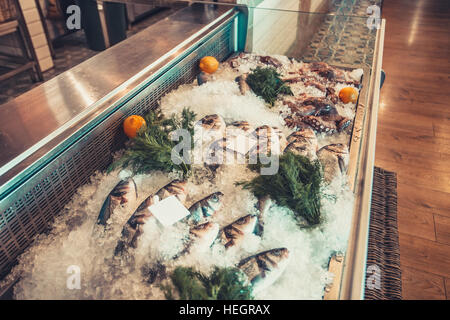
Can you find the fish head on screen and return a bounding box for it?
[267,248,290,264]
[234,214,258,234]
[210,191,224,203]
[190,222,220,248]
[111,178,137,204]
[199,191,223,215]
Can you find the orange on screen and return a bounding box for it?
[199,56,219,74]
[338,87,359,104]
[123,115,146,138]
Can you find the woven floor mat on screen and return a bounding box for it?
[365,167,402,300]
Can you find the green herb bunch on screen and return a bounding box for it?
[163,266,253,300]
[246,66,293,106]
[238,151,323,226]
[109,108,196,177]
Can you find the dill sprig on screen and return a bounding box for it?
[109,108,196,177]
[237,151,323,226]
[246,66,293,106]
[163,267,253,300]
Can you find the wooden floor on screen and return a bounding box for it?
[375,0,450,299]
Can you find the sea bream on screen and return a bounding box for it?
[221,214,258,249]
[188,192,224,225]
[115,180,187,254]
[284,128,318,160]
[238,248,290,294]
[97,178,137,225]
[317,143,349,183]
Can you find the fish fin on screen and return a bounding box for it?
[97,195,113,225]
[338,156,346,174]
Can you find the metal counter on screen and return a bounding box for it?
[0,3,384,300]
[0,3,234,194]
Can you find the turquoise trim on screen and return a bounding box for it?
[0,12,241,201]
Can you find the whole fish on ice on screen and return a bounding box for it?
[317,143,349,183]
[189,222,220,251]
[238,248,290,294]
[221,214,258,249]
[187,191,224,225]
[284,128,318,160]
[115,180,187,254]
[97,178,137,226]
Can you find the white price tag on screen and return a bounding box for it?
[148,195,190,227]
[226,134,257,155]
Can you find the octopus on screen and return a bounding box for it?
[326,87,339,104]
[283,96,336,117]
[308,62,346,82]
[228,54,283,70]
[228,52,247,68]
[301,114,352,134]
[304,79,326,92]
[283,114,351,135]
[317,144,349,183]
[259,55,283,68]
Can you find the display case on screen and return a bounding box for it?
[0,2,384,299]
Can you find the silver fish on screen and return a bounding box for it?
[238,248,290,294]
[189,222,220,250]
[255,196,272,236]
[317,143,349,183]
[115,180,187,253]
[284,128,318,160]
[97,178,137,226]
[221,214,258,249]
[188,192,224,224]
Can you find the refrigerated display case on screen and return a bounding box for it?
[0,1,384,299]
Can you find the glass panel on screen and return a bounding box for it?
[175,0,383,15]
[245,7,377,69]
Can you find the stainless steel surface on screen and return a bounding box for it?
[0,3,240,286]
[0,3,233,192]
